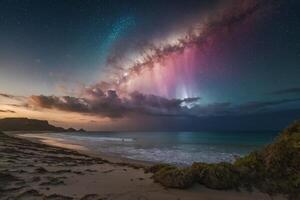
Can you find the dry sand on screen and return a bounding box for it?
[0,131,286,200]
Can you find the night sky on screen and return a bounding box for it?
[0,0,300,131]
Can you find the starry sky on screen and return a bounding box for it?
[0,0,300,131]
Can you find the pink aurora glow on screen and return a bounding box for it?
[97,0,269,100]
[118,46,201,98]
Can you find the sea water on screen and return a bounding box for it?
[30,131,279,165]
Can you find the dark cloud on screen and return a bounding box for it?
[0,109,16,113]
[0,93,26,102]
[192,102,232,116]
[235,99,300,113]
[29,89,200,118]
[190,98,300,117]
[29,84,300,120]
[5,103,26,108]
[30,95,89,112]
[28,78,300,120]
[128,92,200,116]
[269,87,300,96]
[0,93,15,99]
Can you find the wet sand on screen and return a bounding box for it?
[0,131,286,200]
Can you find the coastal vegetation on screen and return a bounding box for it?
[148,121,300,199]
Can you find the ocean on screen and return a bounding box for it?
[23,131,279,165]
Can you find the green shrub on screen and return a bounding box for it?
[153,167,196,189]
[234,151,266,185]
[197,162,240,189]
[234,120,300,197]
[191,162,209,178]
[145,163,175,173]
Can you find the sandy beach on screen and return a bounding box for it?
[0,131,286,200]
[0,0,299,198]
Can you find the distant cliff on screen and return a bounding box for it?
[0,118,84,132]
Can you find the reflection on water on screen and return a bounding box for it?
[19,134,87,151]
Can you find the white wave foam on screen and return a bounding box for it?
[95,145,240,165]
[42,133,246,165]
[55,134,134,142]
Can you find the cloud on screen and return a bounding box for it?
[30,95,90,113]
[0,93,15,99]
[269,87,300,95]
[0,93,28,109]
[0,93,27,102]
[29,89,200,118]
[128,92,200,116]
[235,99,300,113]
[29,82,300,120]
[191,98,300,117]
[0,109,16,113]
[192,102,233,116]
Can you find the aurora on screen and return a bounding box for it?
[0,0,299,131]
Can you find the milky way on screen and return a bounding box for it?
[100,0,270,99]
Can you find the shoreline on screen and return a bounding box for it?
[1,131,286,200]
[8,131,154,168]
[10,130,270,166]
